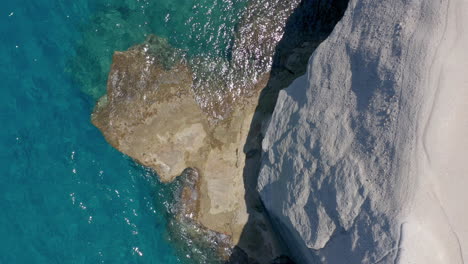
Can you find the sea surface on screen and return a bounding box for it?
[0,0,246,263]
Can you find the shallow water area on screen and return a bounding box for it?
[0,0,246,263]
[69,0,247,99]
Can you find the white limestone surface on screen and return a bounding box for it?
[258,0,468,263]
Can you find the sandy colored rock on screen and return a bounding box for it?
[92,37,207,182]
[91,34,285,262]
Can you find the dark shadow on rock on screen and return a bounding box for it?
[225,0,349,263]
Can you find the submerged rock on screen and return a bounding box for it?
[188,0,303,120]
[167,168,233,263]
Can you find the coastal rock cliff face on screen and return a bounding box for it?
[259,0,468,263]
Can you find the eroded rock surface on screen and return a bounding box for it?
[258,0,468,263]
[93,36,203,182]
[91,34,283,262]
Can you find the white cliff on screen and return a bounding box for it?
[258,0,468,263]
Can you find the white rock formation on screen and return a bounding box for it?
[258,0,468,263]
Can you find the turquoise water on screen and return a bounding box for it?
[0,0,245,263]
[69,0,247,98]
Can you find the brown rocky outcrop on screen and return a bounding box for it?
[91,0,349,262]
[91,34,285,262]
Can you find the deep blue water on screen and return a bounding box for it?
[0,0,244,263]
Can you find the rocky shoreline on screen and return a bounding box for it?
[92,32,281,262]
[91,0,349,262]
[91,33,286,263]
